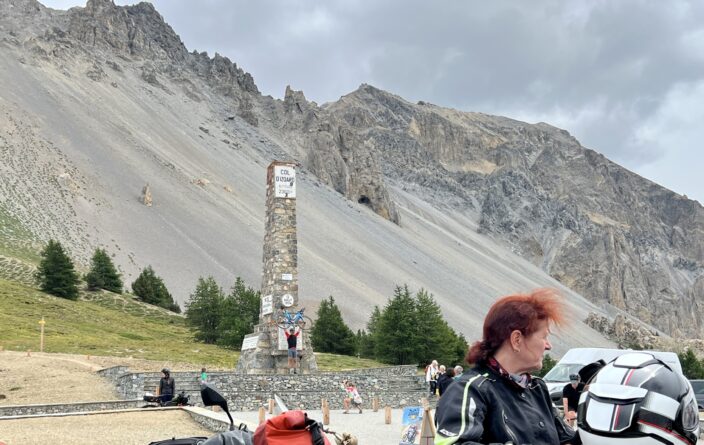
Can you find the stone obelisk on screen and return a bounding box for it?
[236,161,318,374]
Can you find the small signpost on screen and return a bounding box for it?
[419,408,436,444]
[39,317,46,353]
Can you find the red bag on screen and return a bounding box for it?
[253,410,331,445]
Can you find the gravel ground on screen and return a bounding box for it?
[0,410,213,445]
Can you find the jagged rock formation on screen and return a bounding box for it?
[585,313,661,350]
[0,0,701,345]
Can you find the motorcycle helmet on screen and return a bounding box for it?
[578,352,699,445]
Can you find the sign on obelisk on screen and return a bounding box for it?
[236,161,318,374]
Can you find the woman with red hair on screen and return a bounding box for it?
[434,289,577,445]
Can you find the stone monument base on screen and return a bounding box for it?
[235,323,318,375]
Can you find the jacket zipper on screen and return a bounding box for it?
[502,409,519,444]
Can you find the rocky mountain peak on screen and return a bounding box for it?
[284,85,313,114]
[66,0,187,61]
[85,0,116,12]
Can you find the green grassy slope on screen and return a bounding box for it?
[0,279,385,370]
[0,206,40,284]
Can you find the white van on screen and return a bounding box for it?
[542,347,682,404]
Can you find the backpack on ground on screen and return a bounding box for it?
[253,410,331,445]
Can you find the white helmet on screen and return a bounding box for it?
[578,352,700,445]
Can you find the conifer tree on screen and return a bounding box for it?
[414,289,467,366]
[85,248,123,293]
[131,266,179,313]
[358,305,382,358]
[217,277,260,349]
[375,285,419,365]
[35,239,80,300]
[311,296,356,355]
[185,276,224,344]
[679,349,704,379]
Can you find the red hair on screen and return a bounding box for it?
[466,289,564,365]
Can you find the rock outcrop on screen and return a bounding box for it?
[140,183,152,207]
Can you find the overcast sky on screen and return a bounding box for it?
[43,0,704,204]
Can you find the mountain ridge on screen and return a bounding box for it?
[0,0,701,347]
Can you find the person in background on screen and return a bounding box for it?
[437,367,456,397]
[562,373,584,427]
[156,368,175,404]
[342,380,363,414]
[453,365,463,380]
[200,367,208,384]
[425,360,439,396]
[285,326,300,374]
[434,289,576,445]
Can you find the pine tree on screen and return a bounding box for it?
[679,349,704,379]
[217,277,260,349]
[375,285,419,365]
[535,353,557,377]
[359,305,382,358]
[414,289,466,366]
[185,276,225,344]
[35,239,80,300]
[311,296,356,355]
[131,266,179,313]
[85,248,123,293]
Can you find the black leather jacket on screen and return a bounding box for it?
[435,364,578,445]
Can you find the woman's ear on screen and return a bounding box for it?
[510,329,522,352]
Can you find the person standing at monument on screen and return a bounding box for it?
[285,326,300,374]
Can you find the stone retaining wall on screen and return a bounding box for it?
[102,365,426,411]
[0,399,143,418]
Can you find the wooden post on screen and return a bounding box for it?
[26,349,31,357]
[419,408,436,444]
[268,398,275,414]
[373,396,379,412]
[421,397,429,410]
[322,399,330,425]
[39,317,45,353]
[258,406,266,425]
[384,406,392,424]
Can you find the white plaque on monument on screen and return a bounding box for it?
[241,335,259,350]
[261,295,273,315]
[281,273,293,281]
[278,327,304,351]
[274,165,296,199]
[281,293,294,307]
